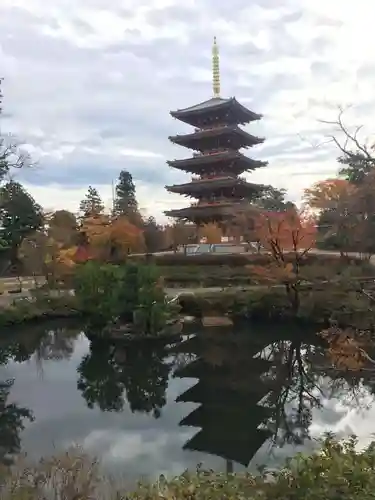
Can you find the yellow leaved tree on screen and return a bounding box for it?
[80,214,145,261]
[197,223,223,244]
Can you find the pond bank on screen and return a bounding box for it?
[2,435,373,500]
[1,283,374,331]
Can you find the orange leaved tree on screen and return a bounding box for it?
[303,178,355,211]
[255,209,316,254]
[80,214,145,262]
[250,209,317,311]
[57,214,144,266]
[198,223,223,244]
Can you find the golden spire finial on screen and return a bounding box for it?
[212,36,220,98]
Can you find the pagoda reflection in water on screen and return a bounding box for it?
[173,325,274,467]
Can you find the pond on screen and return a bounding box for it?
[0,318,374,482]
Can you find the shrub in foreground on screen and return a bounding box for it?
[1,436,375,499]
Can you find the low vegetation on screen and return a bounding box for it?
[0,294,80,327]
[1,435,374,499]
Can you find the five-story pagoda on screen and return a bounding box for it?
[165,37,267,227]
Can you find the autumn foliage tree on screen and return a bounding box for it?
[197,223,223,244]
[255,210,316,254]
[304,172,375,256]
[303,178,355,211]
[78,214,145,263]
[249,210,317,311]
[164,221,196,252]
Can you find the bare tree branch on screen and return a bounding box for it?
[318,106,375,164]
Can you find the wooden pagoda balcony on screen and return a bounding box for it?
[191,174,243,182]
[192,148,232,158]
[190,198,235,207]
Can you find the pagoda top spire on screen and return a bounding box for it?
[212,36,220,98]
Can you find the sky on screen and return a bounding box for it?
[1,0,375,223]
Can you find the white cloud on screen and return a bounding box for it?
[1,0,375,222]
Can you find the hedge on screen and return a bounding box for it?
[131,252,369,268]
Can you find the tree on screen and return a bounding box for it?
[78,214,144,262]
[143,216,165,253]
[197,223,223,244]
[310,172,375,256]
[345,170,375,256]
[255,209,316,254]
[164,221,196,252]
[113,170,141,225]
[303,179,357,253]
[46,209,78,247]
[0,78,31,182]
[256,186,296,212]
[303,178,355,211]
[79,186,104,218]
[321,107,375,186]
[0,181,43,269]
[250,210,317,311]
[18,230,48,278]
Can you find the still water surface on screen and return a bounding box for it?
[1,319,375,481]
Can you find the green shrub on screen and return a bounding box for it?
[133,264,179,335]
[73,261,178,333]
[73,261,124,324]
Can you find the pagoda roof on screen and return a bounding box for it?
[174,357,272,379]
[169,125,264,150]
[172,331,271,355]
[164,200,257,222]
[170,97,261,126]
[167,150,267,173]
[183,427,272,466]
[180,403,272,428]
[166,176,265,196]
[176,381,271,405]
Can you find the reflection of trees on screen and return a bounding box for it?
[0,379,34,465]
[0,335,35,465]
[0,321,81,364]
[120,346,173,418]
[77,340,173,418]
[35,328,78,362]
[77,342,123,411]
[174,320,372,467]
[262,339,324,446]
[0,320,81,464]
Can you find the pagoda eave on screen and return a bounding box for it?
[165,201,260,222]
[167,152,267,173]
[183,427,272,466]
[165,177,265,196]
[165,203,238,222]
[169,125,264,149]
[170,97,262,127]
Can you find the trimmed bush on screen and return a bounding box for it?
[131,252,371,269]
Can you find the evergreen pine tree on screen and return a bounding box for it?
[0,180,43,268]
[113,170,138,218]
[79,186,104,218]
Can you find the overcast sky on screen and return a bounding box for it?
[1,0,374,222]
